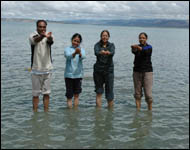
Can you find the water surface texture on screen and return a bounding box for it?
[1,21,189,149]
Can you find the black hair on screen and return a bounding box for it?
[139,32,148,39]
[36,20,47,27]
[71,33,82,43]
[100,30,110,38]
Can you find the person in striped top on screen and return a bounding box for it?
[29,20,54,112]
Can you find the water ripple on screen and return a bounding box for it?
[1,22,189,149]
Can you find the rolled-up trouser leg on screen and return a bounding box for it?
[105,72,114,101]
[143,72,153,103]
[133,72,143,100]
[93,71,104,94]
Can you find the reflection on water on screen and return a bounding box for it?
[92,108,114,149]
[64,108,79,145]
[130,111,152,138]
[127,110,153,149]
[30,112,53,149]
[17,105,184,149]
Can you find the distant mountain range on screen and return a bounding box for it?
[2,18,189,28]
[63,19,189,28]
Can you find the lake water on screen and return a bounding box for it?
[1,20,189,149]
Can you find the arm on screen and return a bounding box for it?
[33,32,54,44]
[46,32,54,45]
[94,44,102,56]
[29,33,41,45]
[141,45,152,56]
[94,43,115,56]
[33,34,45,43]
[64,47,73,59]
[104,43,115,56]
[131,45,139,54]
[73,47,81,58]
[132,44,152,56]
[108,43,115,56]
[79,48,86,60]
[33,31,46,43]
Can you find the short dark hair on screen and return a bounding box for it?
[36,20,47,27]
[100,30,110,38]
[139,32,148,39]
[71,33,82,43]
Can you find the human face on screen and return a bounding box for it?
[101,32,109,43]
[37,22,46,35]
[139,34,147,45]
[72,36,80,48]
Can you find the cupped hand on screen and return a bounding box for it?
[75,48,81,54]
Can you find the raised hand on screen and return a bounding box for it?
[46,32,52,38]
[40,31,47,37]
[131,45,142,51]
[75,48,81,54]
[100,50,110,55]
[104,51,111,55]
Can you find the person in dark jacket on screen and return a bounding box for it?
[93,30,115,108]
[131,32,153,110]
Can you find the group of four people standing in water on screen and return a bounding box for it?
[29,20,153,112]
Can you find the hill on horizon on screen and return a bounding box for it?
[1,18,189,28]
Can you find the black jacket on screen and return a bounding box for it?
[94,41,115,73]
[132,43,153,72]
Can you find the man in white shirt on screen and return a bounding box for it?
[29,20,54,112]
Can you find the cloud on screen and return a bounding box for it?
[1,1,189,20]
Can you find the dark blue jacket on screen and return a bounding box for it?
[94,41,115,73]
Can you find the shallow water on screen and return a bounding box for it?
[1,21,189,149]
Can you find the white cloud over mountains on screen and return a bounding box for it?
[1,1,189,20]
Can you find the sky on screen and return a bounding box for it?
[1,1,189,21]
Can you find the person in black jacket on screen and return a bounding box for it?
[93,30,115,108]
[131,32,153,110]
